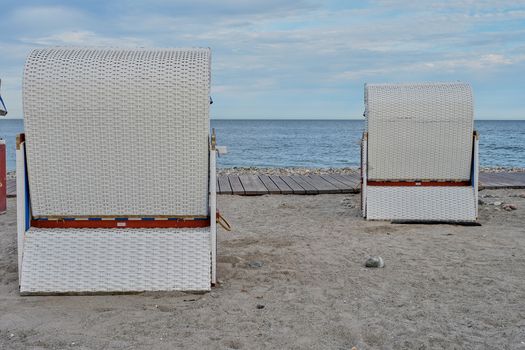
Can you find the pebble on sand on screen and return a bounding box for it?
[365,256,385,268]
[247,261,264,268]
[256,304,265,309]
[502,203,517,211]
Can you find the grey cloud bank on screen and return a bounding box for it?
[1,0,524,119]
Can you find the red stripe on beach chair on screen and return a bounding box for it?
[31,219,211,229]
[367,180,470,187]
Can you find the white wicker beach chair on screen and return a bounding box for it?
[361,82,479,222]
[17,48,226,294]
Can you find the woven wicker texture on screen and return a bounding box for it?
[23,48,211,217]
[366,186,477,221]
[365,82,473,181]
[20,228,211,293]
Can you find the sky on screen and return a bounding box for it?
[0,0,524,120]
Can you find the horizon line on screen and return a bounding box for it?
[211,118,525,121]
[1,117,524,121]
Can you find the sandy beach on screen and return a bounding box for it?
[0,189,524,349]
[1,1,524,349]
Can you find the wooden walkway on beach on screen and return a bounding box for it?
[479,172,525,190]
[5,172,525,197]
[216,172,525,195]
[6,178,16,198]
[218,174,361,195]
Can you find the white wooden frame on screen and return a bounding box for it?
[209,148,217,285]
[473,132,479,217]
[0,140,6,215]
[210,144,227,285]
[361,133,368,218]
[16,138,27,281]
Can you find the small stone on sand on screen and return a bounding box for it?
[493,201,502,206]
[365,256,385,268]
[256,304,265,309]
[247,261,264,268]
[502,203,517,211]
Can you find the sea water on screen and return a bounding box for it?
[1,119,524,170]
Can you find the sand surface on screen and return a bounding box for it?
[1,190,525,349]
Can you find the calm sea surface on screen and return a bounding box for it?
[1,119,524,170]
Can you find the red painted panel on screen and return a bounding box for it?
[31,219,211,229]
[367,180,470,187]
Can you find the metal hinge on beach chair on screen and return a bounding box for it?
[361,82,478,222]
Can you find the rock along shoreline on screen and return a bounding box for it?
[217,166,525,177]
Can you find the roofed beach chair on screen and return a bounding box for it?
[361,82,478,222]
[17,48,226,294]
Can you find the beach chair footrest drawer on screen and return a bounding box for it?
[366,186,477,221]
[20,228,211,294]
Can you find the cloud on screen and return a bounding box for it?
[20,31,151,47]
[419,54,521,71]
[8,6,87,31]
[0,0,524,118]
[333,53,523,81]
[480,54,513,65]
[109,0,317,17]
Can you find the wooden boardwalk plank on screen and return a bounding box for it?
[341,174,361,193]
[481,173,508,187]
[491,172,525,186]
[280,176,306,194]
[218,176,232,194]
[290,175,318,194]
[6,178,16,198]
[480,173,511,187]
[479,173,503,188]
[319,174,355,193]
[228,175,245,195]
[329,173,360,189]
[339,173,360,186]
[304,175,341,194]
[480,172,525,189]
[239,175,267,195]
[259,175,281,194]
[268,175,294,195]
